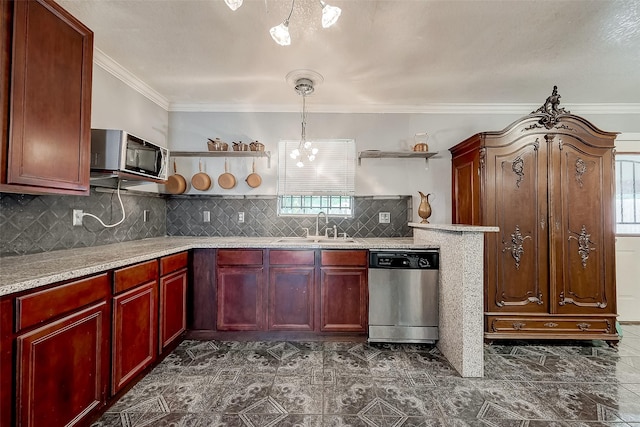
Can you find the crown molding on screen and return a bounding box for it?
[168,102,640,115]
[93,48,170,111]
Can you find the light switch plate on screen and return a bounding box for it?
[379,212,390,224]
[203,211,210,223]
[238,212,245,223]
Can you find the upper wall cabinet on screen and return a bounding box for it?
[1,0,93,195]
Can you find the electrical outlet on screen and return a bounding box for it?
[238,212,245,223]
[379,212,390,224]
[72,209,83,226]
[203,211,211,223]
[143,210,150,222]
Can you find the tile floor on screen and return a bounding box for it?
[92,324,640,426]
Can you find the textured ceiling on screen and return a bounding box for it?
[58,0,640,112]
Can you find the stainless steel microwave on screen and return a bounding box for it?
[90,129,169,181]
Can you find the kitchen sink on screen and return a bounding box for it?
[273,236,357,244]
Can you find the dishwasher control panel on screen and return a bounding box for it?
[369,250,439,269]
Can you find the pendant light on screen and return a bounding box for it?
[224,0,243,11]
[270,0,295,46]
[269,0,341,46]
[319,0,341,28]
[286,70,323,168]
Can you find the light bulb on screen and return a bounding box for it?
[308,155,316,161]
[311,148,319,155]
[270,22,291,46]
[291,149,300,158]
[303,141,312,149]
[320,1,341,28]
[296,161,304,168]
[224,0,243,11]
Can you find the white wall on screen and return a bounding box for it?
[169,111,638,224]
[90,66,169,192]
[615,133,640,322]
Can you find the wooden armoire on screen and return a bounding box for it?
[450,86,620,343]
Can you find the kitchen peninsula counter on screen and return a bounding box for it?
[0,236,436,296]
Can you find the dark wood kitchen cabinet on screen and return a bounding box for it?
[13,273,111,427]
[450,87,619,343]
[111,260,158,394]
[216,249,265,330]
[268,250,315,331]
[320,250,368,332]
[159,252,188,352]
[1,0,93,196]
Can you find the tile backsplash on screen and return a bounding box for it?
[166,196,412,238]
[0,189,166,256]
[1,191,411,256]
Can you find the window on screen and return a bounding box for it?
[278,139,355,216]
[616,154,640,234]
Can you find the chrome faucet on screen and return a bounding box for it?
[315,211,327,237]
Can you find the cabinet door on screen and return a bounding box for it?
[5,0,93,194]
[112,281,157,394]
[268,266,315,331]
[320,267,368,332]
[217,267,264,330]
[160,268,187,351]
[549,135,616,314]
[483,137,549,313]
[452,147,482,225]
[16,301,109,427]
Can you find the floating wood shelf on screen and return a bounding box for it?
[171,151,272,168]
[357,150,438,165]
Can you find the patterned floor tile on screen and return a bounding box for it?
[93,329,640,426]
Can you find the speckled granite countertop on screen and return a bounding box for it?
[0,236,437,296]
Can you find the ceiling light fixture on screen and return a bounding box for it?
[224,0,243,11]
[268,0,341,46]
[320,0,341,28]
[286,70,323,167]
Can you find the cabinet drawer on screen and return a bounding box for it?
[217,249,263,266]
[321,250,367,267]
[160,251,188,276]
[269,250,315,266]
[487,316,615,336]
[114,260,158,294]
[15,273,110,332]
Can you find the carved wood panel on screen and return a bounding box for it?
[551,136,615,314]
[484,138,548,312]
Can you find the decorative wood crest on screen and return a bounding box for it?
[502,225,531,269]
[532,85,571,129]
[544,322,558,328]
[576,323,591,331]
[575,158,587,187]
[512,322,526,330]
[569,225,596,268]
[512,156,524,187]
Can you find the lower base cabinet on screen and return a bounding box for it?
[3,253,191,426]
[159,252,188,352]
[217,266,265,330]
[111,260,159,394]
[320,250,368,332]
[11,273,111,427]
[16,301,110,427]
[111,282,157,394]
[211,248,368,333]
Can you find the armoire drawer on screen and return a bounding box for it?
[487,316,614,336]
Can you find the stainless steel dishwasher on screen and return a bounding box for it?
[368,250,439,343]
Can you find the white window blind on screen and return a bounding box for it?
[278,139,356,196]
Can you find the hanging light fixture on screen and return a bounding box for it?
[319,0,341,28]
[270,0,295,46]
[224,0,243,11]
[268,0,341,46]
[286,70,323,168]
